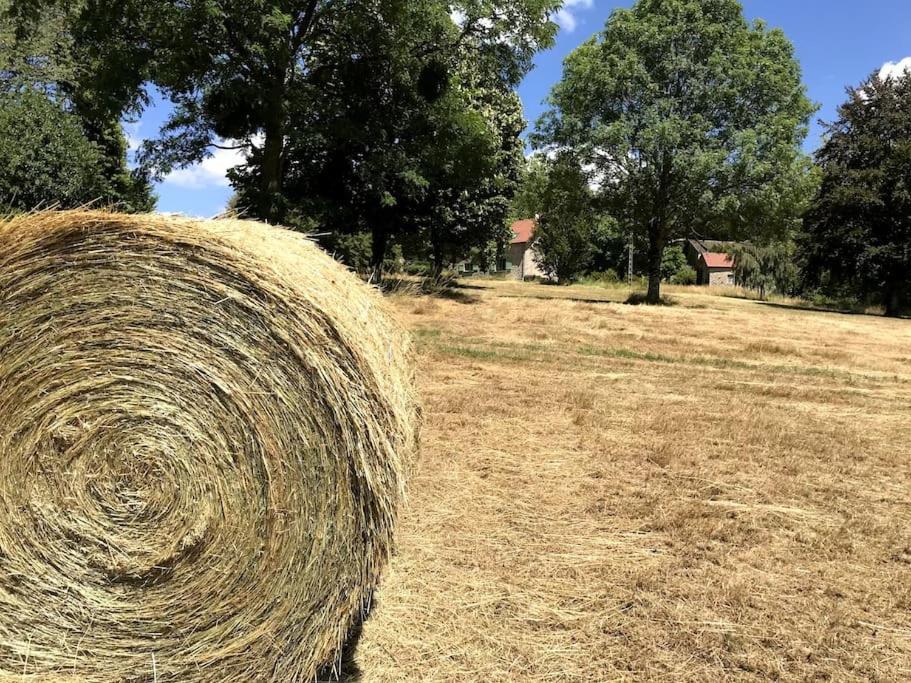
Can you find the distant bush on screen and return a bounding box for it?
[585,269,621,285]
[384,244,405,274]
[670,266,697,285]
[0,90,139,212]
[404,261,433,277]
[660,246,688,281]
[808,292,869,314]
[329,232,372,273]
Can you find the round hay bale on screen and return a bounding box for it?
[0,211,419,681]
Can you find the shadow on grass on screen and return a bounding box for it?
[380,276,483,304]
[495,293,621,306]
[448,281,489,291]
[433,287,482,304]
[625,291,678,306]
[755,299,902,319]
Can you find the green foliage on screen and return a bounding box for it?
[535,0,816,303]
[800,71,911,316]
[0,90,145,212]
[512,154,629,280]
[69,0,558,261]
[532,155,603,283]
[0,0,154,212]
[660,246,688,281]
[325,232,373,275]
[509,155,549,223]
[671,265,697,285]
[404,261,433,277]
[729,241,797,299]
[413,73,528,273]
[583,269,621,285]
[586,212,628,275]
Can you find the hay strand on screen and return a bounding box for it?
[0,211,419,681]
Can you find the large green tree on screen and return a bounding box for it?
[0,91,108,211]
[0,0,154,212]
[800,72,911,317]
[224,6,542,272]
[728,241,798,300]
[509,154,631,280]
[535,0,815,303]
[509,154,549,224]
[403,70,528,275]
[532,153,602,283]
[70,0,558,227]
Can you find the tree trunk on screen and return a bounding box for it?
[431,254,444,280]
[646,160,671,305]
[645,229,665,305]
[261,121,284,224]
[370,222,389,282]
[884,285,904,318]
[430,226,444,279]
[260,73,287,224]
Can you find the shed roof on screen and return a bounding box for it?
[703,252,734,269]
[510,219,535,245]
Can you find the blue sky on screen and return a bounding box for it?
[141,0,911,217]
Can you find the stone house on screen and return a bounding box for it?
[508,219,547,281]
[684,239,737,286]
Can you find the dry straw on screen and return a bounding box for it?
[0,211,419,681]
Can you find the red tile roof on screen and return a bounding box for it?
[510,219,536,245]
[703,252,734,269]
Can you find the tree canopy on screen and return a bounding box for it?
[535,0,816,303]
[728,241,798,300]
[800,71,911,316]
[58,0,558,272]
[0,0,154,212]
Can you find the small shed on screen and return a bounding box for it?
[685,239,737,286]
[508,219,547,281]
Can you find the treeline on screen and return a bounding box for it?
[1,0,907,315]
[517,0,909,316]
[0,0,560,275]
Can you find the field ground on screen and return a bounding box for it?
[356,279,911,681]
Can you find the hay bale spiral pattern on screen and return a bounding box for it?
[0,212,418,681]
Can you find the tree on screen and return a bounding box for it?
[800,72,911,317]
[0,90,110,211]
[660,245,688,281]
[729,241,797,300]
[509,155,549,223]
[417,76,527,276]
[533,154,602,283]
[0,0,154,212]
[511,154,630,279]
[535,0,815,303]
[68,0,558,230]
[222,3,553,274]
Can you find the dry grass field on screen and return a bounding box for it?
[354,279,911,682]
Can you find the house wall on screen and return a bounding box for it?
[524,245,547,279]
[708,268,735,287]
[508,243,548,280]
[508,243,526,280]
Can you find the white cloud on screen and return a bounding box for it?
[126,135,143,154]
[163,138,258,189]
[121,121,144,170]
[554,0,594,33]
[879,57,911,81]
